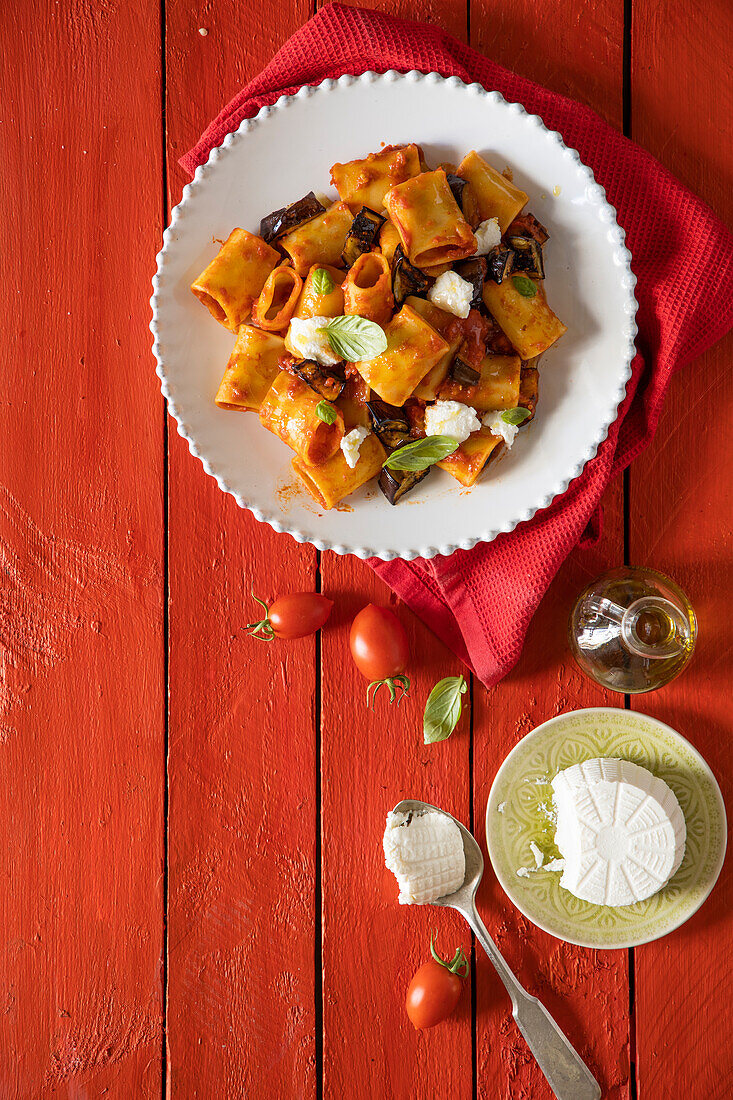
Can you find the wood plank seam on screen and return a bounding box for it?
[468,1,630,1094]
[469,671,478,1100]
[160,0,171,1095]
[316,547,324,1100]
[621,2,637,1096]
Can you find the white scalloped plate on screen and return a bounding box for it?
[152,71,637,560]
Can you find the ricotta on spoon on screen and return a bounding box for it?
[551,758,686,906]
[383,808,465,904]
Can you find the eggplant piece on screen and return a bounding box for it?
[392,245,430,304]
[378,465,430,505]
[485,245,515,284]
[259,192,326,243]
[449,354,480,386]
[445,172,468,209]
[341,206,386,268]
[454,256,488,306]
[507,236,545,280]
[508,212,549,245]
[294,360,346,402]
[518,363,540,422]
[366,398,412,449]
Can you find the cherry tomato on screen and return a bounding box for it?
[247,592,333,640]
[349,604,411,705]
[406,937,469,1029]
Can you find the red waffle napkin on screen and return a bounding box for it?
[182,3,733,686]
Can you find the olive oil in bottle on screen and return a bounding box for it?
[569,567,697,694]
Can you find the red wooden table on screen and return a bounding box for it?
[2,1,732,1096]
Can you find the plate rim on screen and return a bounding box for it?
[151,70,638,561]
[485,705,728,949]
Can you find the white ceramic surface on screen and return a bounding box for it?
[151,71,637,560]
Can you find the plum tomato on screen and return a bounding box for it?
[406,935,469,1029]
[349,604,410,705]
[247,592,333,640]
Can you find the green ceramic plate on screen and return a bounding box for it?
[485,707,727,948]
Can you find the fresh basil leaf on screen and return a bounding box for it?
[320,315,388,362]
[312,267,335,295]
[501,406,531,426]
[512,275,537,298]
[423,675,467,744]
[382,436,459,472]
[315,400,337,425]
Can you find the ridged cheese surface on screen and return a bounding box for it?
[383,809,465,905]
[551,758,686,907]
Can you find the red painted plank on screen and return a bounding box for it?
[0,2,165,1096]
[163,3,320,1095]
[471,554,631,1100]
[629,1,733,1095]
[316,4,474,1095]
[468,2,631,1096]
[471,0,624,127]
[319,565,473,1099]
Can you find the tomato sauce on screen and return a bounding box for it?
[444,309,491,367]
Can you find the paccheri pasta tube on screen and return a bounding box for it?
[251,265,303,331]
[343,252,394,327]
[384,170,477,268]
[353,303,449,407]
[292,432,386,509]
[294,264,346,320]
[259,372,345,466]
[331,144,422,211]
[378,218,402,265]
[404,296,462,400]
[482,277,566,359]
[438,354,522,412]
[191,229,279,331]
[215,326,286,412]
[437,428,504,486]
[280,203,354,275]
[456,151,529,232]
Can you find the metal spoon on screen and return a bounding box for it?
[392,799,601,1100]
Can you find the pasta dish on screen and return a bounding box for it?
[190,144,566,509]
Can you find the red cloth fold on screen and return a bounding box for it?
[182,3,733,686]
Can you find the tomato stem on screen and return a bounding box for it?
[245,591,275,641]
[430,931,470,978]
[366,674,410,708]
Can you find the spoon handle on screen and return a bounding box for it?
[463,906,601,1100]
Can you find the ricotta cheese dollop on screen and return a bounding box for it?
[425,400,481,443]
[340,426,369,469]
[383,808,466,905]
[482,410,519,449]
[428,271,474,318]
[551,758,686,906]
[286,316,342,368]
[473,217,502,256]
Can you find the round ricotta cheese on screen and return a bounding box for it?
[551,758,686,907]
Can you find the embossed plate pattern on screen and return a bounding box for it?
[485,708,727,948]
